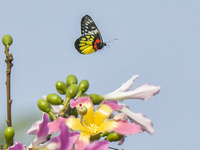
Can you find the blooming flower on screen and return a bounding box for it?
[103,75,161,135]
[48,97,142,150]
[18,113,79,150]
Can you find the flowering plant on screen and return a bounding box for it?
[1,35,160,150]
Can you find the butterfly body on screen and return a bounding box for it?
[75,15,106,55]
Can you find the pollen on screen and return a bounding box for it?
[88,123,99,134]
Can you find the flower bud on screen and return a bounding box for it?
[4,127,15,144]
[46,93,62,105]
[66,75,77,86]
[89,94,104,105]
[78,80,89,94]
[105,131,124,142]
[66,84,78,99]
[55,81,67,94]
[2,35,13,46]
[77,104,87,116]
[37,99,51,113]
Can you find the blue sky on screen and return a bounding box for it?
[0,1,199,149]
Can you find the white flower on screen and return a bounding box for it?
[103,75,161,134]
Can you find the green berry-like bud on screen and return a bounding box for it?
[105,131,124,142]
[66,75,77,86]
[37,99,51,113]
[89,94,104,105]
[66,84,78,99]
[2,35,13,46]
[4,127,15,144]
[46,93,62,105]
[56,81,67,94]
[78,80,89,94]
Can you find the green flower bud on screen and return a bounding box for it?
[66,84,78,99]
[56,81,67,94]
[101,131,109,137]
[105,131,124,142]
[4,127,15,144]
[78,80,89,94]
[46,93,62,105]
[66,75,77,86]
[89,94,104,105]
[90,133,101,141]
[37,99,51,113]
[2,35,13,46]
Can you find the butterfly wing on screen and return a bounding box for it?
[81,15,103,42]
[74,15,106,55]
[75,35,103,54]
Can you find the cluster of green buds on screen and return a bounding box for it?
[37,75,104,119]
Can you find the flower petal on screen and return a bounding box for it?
[75,132,90,150]
[84,140,109,150]
[70,97,95,125]
[48,117,68,134]
[9,142,27,150]
[104,84,160,101]
[94,101,123,125]
[120,106,154,134]
[50,121,79,150]
[114,113,127,120]
[31,113,50,148]
[99,119,142,135]
[27,119,42,135]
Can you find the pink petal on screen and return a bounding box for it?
[32,113,50,148]
[75,133,90,150]
[70,97,93,108]
[117,75,139,92]
[50,121,79,150]
[104,84,160,101]
[101,100,123,111]
[113,119,142,135]
[118,136,125,145]
[48,117,67,134]
[120,106,154,134]
[114,113,127,120]
[84,140,109,150]
[27,119,42,135]
[9,142,27,150]
[127,84,161,100]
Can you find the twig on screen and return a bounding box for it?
[4,44,14,145]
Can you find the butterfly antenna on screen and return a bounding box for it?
[105,38,118,44]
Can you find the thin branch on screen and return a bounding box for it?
[4,44,14,145]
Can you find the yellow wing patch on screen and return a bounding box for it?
[75,35,96,54]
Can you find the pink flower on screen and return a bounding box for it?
[48,97,142,150]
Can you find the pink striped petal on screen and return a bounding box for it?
[120,106,154,134]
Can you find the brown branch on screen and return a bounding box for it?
[4,45,14,145]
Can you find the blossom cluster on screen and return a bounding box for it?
[8,75,160,150]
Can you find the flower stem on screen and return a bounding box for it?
[4,44,14,145]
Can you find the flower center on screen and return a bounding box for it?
[88,123,99,134]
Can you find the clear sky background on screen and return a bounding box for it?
[0,1,199,150]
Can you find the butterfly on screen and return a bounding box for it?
[74,15,106,55]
